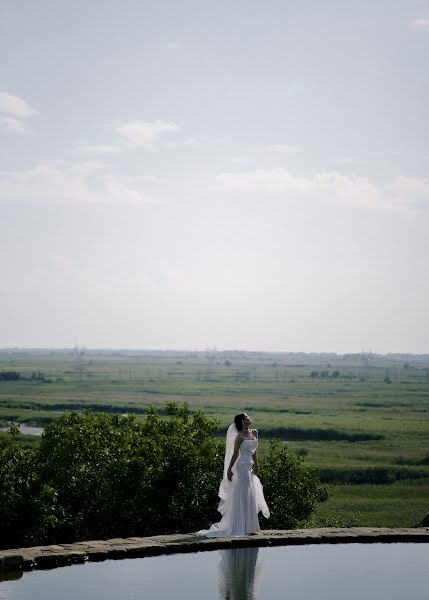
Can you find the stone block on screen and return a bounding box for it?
[124,544,165,558]
[0,569,23,582]
[86,549,109,562]
[231,536,266,548]
[161,542,200,554]
[3,554,24,569]
[198,539,233,551]
[34,554,58,569]
[107,548,128,559]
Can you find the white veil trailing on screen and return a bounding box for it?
[218,422,239,515]
[224,422,239,481]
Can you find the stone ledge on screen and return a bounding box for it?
[1,528,428,576]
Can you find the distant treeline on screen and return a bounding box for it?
[219,426,384,443]
[0,371,52,382]
[0,371,21,381]
[264,427,384,442]
[0,414,55,427]
[1,348,429,362]
[319,466,429,485]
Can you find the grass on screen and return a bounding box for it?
[314,481,429,528]
[1,348,428,527]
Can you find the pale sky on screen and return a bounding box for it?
[1,0,428,353]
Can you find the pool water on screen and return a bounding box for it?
[1,543,427,600]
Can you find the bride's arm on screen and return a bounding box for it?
[227,434,242,481]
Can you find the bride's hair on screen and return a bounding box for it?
[234,413,247,431]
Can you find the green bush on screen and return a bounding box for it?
[0,406,328,548]
[0,405,223,547]
[0,436,38,545]
[260,439,329,529]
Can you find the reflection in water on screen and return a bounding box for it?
[0,569,23,583]
[218,547,263,600]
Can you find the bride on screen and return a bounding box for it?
[197,413,270,537]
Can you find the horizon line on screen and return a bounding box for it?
[0,346,428,357]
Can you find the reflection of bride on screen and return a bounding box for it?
[218,547,263,600]
[197,413,269,537]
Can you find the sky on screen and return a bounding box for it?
[0,0,428,354]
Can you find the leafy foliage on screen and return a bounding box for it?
[0,405,223,547]
[0,434,40,545]
[260,439,329,529]
[0,406,328,548]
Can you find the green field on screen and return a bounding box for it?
[1,348,428,528]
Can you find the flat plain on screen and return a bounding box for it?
[1,348,428,528]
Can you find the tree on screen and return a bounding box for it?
[34,405,224,543]
[0,405,329,547]
[0,371,21,381]
[0,428,47,546]
[260,440,329,529]
[0,405,224,547]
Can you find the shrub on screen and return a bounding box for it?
[0,405,223,547]
[0,406,329,547]
[260,440,329,529]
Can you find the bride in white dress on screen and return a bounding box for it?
[197,413,270,537]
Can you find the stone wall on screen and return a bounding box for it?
[1,527,429,580]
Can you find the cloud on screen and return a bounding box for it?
[139,175,166,183]
[410,17,429,31]
[165,41,181,50]
[0,92,38,135]
[231,156,251,165]
[215,168,312,193]
[266,144,298,153]
[385,176,429,212]
[314,171,380,208]
[113,119,180,146]
[0,92,38,118]
[0,161,154,206]
[167,137,200,149]
[77,143,123,154]
[0,116,30,135]
[214,167,429,214]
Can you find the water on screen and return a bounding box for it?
[1,543,427,600]
[0,425,44,436]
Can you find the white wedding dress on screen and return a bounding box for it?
[197,437,270,537]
